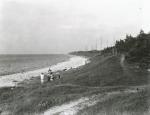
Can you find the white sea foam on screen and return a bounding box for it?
[0,56,88,87]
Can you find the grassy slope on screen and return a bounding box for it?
[61,54,149,115]
[61,55,148,87]
[78,88,149,115]
[0,54,149,115]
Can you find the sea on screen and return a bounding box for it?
[0,54,70,76]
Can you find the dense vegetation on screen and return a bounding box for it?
[70,30,150,68]
[70,50,100,57]
[102,30,150,68]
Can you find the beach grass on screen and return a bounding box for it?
[78,88,149,115]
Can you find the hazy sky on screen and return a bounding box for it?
[0,0,149,54]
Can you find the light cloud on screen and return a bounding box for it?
[0,0,149,54]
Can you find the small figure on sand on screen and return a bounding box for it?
[48,68,53,74]
[47,68,54,81]
[47,68,61,81]
[40,73,44,84]
[47,68,51,81]
[50,74,54,81]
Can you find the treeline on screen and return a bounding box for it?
[70,50,100,57]
[102,30,150,68]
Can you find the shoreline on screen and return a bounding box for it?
[0,54,70,77]
[0,56,88,88]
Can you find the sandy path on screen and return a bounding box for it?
[43,89,138,115]
[0,56,88,88]
[43,95,101,115]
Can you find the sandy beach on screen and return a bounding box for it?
[0,56,88,88]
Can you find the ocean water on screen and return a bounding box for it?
[0,54,70,76]
[0,56,87,87]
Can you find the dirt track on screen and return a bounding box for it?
[43,88,138,115]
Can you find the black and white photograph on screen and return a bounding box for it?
[0,0,149,115]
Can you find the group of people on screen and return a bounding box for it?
[40,68,61,84]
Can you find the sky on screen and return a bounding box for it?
[0,0,149,54]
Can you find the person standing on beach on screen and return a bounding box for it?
[40,73,44,84]
[48,68,53,81]
[48,68,52,74]
[50,74,54,81]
